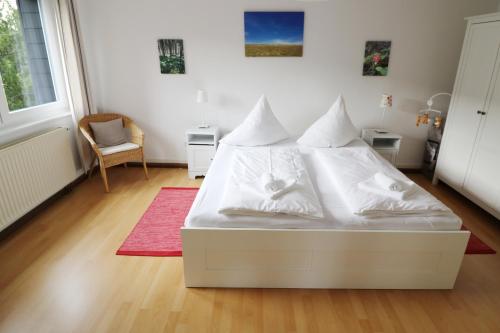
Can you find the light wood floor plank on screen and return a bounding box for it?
[0,168,499,333]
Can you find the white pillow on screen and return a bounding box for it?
[297,95,358,148]
[221,95,289,146]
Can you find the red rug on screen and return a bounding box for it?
[462,225,496,254]
[116,187,198,256]
[117,187,496,256]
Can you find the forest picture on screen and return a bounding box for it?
[244,12,304,57]
[363,41,391,76]
[158,39,185,74]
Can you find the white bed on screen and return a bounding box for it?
[185,139,462,231]
[182,139,469,289]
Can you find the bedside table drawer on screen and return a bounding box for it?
[362,129,402,166]
[375,148,397,165]
[186,126,219,179]
[187,145,215,171]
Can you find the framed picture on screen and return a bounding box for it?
[363,41,391,76]
[158,39,185,74]
[244,11,304,57]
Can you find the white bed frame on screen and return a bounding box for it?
[182,227,470,289]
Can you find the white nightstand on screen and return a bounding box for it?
[361,129,402,166]
[186,127,219,179]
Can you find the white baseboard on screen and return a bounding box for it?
[146,158,187,164]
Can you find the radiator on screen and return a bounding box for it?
[0,128,78,231]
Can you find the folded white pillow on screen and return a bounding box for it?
[297,95,358,148]
[221,95,289,146]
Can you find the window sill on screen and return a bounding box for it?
[0,111,73,137]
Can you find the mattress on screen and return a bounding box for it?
[185,139,462,231]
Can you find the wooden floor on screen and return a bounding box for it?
[0,167,499,333]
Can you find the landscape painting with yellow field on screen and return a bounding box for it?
[244,12,304,57]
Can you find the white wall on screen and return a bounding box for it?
[75,0,497,167]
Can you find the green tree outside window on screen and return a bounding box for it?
[0,0,35,111]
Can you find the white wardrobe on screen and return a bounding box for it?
[435,13,500,220]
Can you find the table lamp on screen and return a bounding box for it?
[376,93,392,134]
[196,89,209,128]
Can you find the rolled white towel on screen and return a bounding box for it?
[261,173,282,193]
[269,178,297,200]
[359,174,417,200]
[374,172,404,192]
[260,173,298,200]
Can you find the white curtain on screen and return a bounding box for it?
[55,0,95,171]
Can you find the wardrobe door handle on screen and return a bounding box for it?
[477,110,486,115]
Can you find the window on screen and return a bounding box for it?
[0,0,56,112]
[0,0,67,127]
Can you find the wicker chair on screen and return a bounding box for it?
[78,113,148,192]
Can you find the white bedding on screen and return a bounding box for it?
[185,139,462,231]
[218,147,324,218]
[316,147,452,217]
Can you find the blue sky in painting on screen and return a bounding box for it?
[244,12,304,45]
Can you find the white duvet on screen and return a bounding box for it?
[316,146,452,217]
[218,147,324,219]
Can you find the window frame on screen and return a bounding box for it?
[0,0,69,129]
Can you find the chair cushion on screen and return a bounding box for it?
[89,118,127,147]
[99,142,140,156]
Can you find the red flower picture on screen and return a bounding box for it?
[363,41,391,76]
